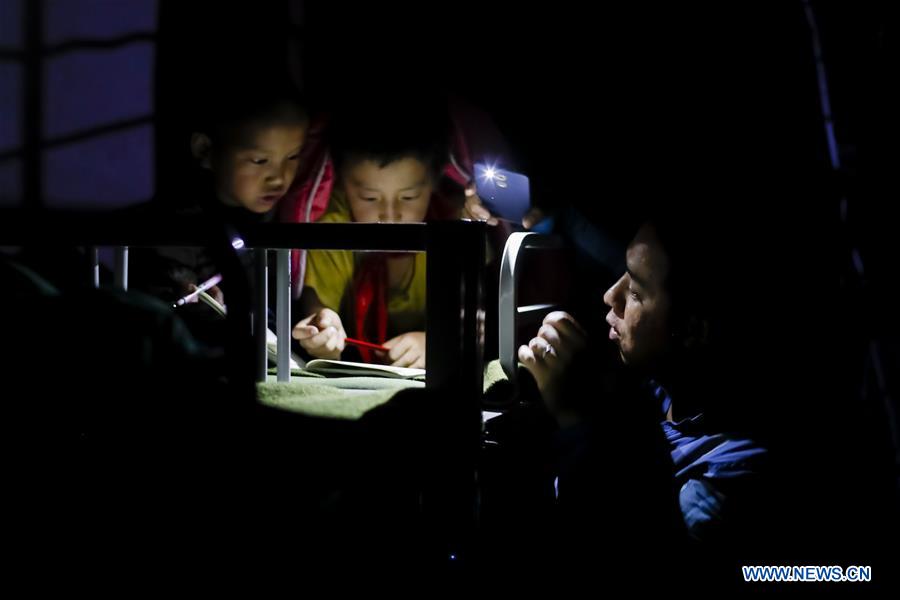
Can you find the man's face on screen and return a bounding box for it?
[343,158,432,223]
[212,121,307,214]
[603,223,672,368]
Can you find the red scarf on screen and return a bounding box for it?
[352,253,390,363]
[352,189,446,362]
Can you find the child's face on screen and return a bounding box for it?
[343,158,432,223]
[212,121,307,213]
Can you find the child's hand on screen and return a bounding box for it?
[181,283,224,306]
[461,182,544,229]
[292,308,346,359]
[518,311,588,427]
[521,207,546,230]
[381,331,426,369]
[202,284,225,306]
[461,183,499,226]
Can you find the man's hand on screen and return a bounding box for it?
[518,311,588,427]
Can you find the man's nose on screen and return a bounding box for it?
[603,285,614,308]
[604,275,625,312]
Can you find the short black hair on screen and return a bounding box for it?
[644,203,716,337]
[328,100,450,182]
[642,192,775,366]
[196,84,309,147]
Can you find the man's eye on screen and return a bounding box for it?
[629,289,641,300]
[250,158,268,165]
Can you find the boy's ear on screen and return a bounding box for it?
[190,132,213,169]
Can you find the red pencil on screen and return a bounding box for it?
[344,337,389,352]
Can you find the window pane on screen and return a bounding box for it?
[0,158,22,206]
[43,43,154,139]
[44,0,157,45]
[44,124,154,209]
[0,61,22,152]
[0,0,22,50]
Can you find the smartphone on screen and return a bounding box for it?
[473,162,530,224]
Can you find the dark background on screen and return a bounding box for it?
[1,0,897,583]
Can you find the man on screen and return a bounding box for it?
[520,216,768,543]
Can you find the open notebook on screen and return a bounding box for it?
[266,328,305,370]
[304,359,425,380]
[199,293,421,379]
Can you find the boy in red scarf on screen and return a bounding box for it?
[293,104,450,368]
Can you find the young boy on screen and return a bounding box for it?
[130,86,309,307]
[292,105,449,368]
[189,91,309,216]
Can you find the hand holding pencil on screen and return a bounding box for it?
[173,273,224,307]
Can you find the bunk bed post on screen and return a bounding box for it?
[425,219,485,403]
[113,246,128,290]
[89,246,100,288]
[498,232,563,378]
[424,219,485,561]
[254,248,268,383]
[275,248,291,382]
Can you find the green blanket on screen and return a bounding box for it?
[257,360,510,420]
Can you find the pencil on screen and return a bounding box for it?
[173,273,223,307]
[344,337,389,352]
